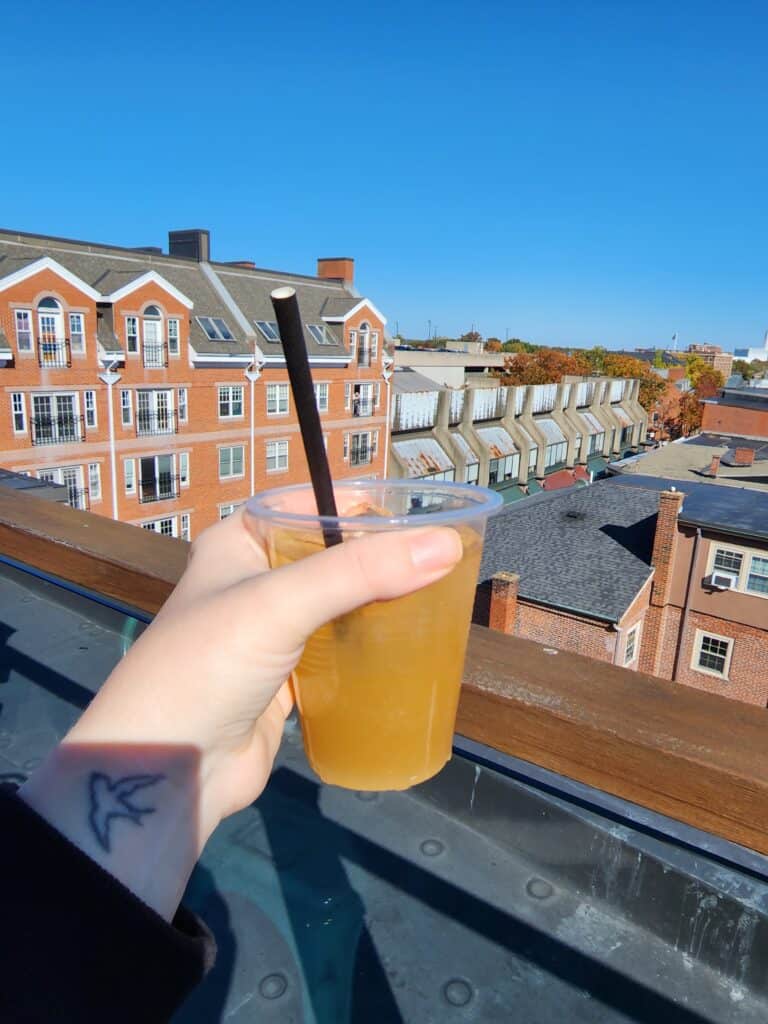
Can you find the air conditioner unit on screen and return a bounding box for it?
[704,572,738,591]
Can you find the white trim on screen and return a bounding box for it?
[188,346,253,366]
[624,622,641,666]
[707,540,768,601]
[691,628,734,679]
[101,270,194,308]
[0,256,101,300]
[321,298,387,326]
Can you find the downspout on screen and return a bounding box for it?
[245,346,266,497]
[98,362,121,520]
[672,528,701,682]
[382,352,393,477]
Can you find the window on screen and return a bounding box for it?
[255,320,280,342]
[126,316,139,354]
[693,631,733,678]
[219,503,238,520]
[266,383,289,416]
[344,382,351,410]
[266,439,289,472]
[488,454,519,485]
[343,434,349,459]
[307,323,335,346]
[371,331,379,360]
[350,431,373,467]
[624,623,640,666]
[196,316,234,341]
[375,382,381,408]
[219,385,244,418]
[139,454,176,503]
[142,309,165,368]
[136,390,175,435]
[179,452,189,487]
[465,462,479,485]
[167,318,180,355]
[544,441,567,470]
[219,444,245,479]
[84,390,97,429]
[124,458,136,495]
[120,390,132,427]
[352,383,375,417]
[11,393,26,433]
[14,310,33,352]
[314,382,329,412]
[39,465,86,510]
[349,330,357,357]
[143,517,177,537]
[747,555,768,596]
[713,548,743,574]
[69,313,85,354]
[180,513,191,541]
[88,463,101,501]
[528,445,538,473]
[178,387,188,423]
[30,393,81,445]
[357,323,371,366]
[588,432,605,455]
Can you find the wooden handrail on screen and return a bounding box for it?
[2,488,768,854]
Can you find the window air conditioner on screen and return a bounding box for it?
[704,572,738,591]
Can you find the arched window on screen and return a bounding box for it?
[144,305,161,317]
[38,296,61,311]
[142,305,165,367]
[37,297,65,363]
[358,321,371,367]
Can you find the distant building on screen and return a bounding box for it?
[479,478,768,706]
[733,333,768,364]
[444,338,485,354]
[685,343,734,379]
[388,362,647,500]
[701,383,768,438]
[607,434,768,493]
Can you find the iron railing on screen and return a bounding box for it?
[31,414,85,446]
[142,343,167,369]
[37,337,71,368]
[138,473,179,504]
[136,410,178,436]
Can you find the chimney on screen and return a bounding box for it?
[317,257,354,287]
[733,447,756,466]
[707,455,721,477]
[489,571,520,635]
[650,489,684,607]
[168,229,210,262]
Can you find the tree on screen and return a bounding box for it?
[485,338,502,352]
[677,391,703,435]
[458,330,483,348]
[652,349,666,369]
[502,338,538,353]
[684,354,709,388]
[733,358,755,381]
[602,353,666,411]
[580,346,609,374]
[694,368,725,399]
[500,348,591,385]
[653,384,682,439]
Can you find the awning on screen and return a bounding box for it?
[451,432,479,465]
[392,438,454,478]
[477,426,517,458]
[536,418,567,444]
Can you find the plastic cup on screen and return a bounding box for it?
[245,480,502,790]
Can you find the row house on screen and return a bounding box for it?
[0,229,388,539]
[479,476,768,706]
[387,366,647,500]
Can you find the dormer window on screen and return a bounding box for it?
[196,316,234,341]
[255,320,280,342]
[307,323,335,346]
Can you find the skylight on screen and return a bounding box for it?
[307,323,335,345]
[196,316,234,341]
[255,320,281,342]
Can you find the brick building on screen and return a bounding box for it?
[686,343,734,379]
[479,477,768,706]
[0,228,388,538]
[701,383,768,438]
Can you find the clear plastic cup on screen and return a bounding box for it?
[245,480,502,790]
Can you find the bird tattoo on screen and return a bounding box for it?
[88,772,165,852]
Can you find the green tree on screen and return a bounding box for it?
[733,358,755,380]
[580,346,609,374]
[652,349,666,368]
[502,338,538,353]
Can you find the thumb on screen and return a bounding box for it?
[229,526,464,652]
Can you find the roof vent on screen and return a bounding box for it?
[565,510,587,520]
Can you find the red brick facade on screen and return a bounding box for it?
[701,401,768,437]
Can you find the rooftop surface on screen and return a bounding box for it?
[4,560,768,1021]
[609,438,768,491]
[479,480,660,621]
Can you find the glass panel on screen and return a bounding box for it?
[713,549,743,575]
[747,556,768,595]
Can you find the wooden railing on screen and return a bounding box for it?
[2,488,768,854]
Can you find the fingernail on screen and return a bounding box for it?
[408,528,463,572]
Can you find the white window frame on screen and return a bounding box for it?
[218,384,244,419]
[624,622,641,666]
[344,382,351,411]
[125,316,139,354]
[343,433,349,460]
[124,458,136,495]
[11,392,26,434]
[348,330,357,357]
[178,387,188,424]
[706,542,768,600]
[167,318,180,356]
[266,383,289,417]
[142,516,178,538]
[179,452,190,488]
[219,444,245,480]
[266,439,289,473]
[14,309,33,352]
[371,331,379,360]
[120,389,132,427]
[69,312,86,354]
[88,463,102,501]
[314,382,329,413]
[219,503,237,520]
[691,629,734,679]
[84,389,97,429]
[180,513,191,541]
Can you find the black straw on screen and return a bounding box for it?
[271,287,342,547]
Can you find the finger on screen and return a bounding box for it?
[225,526,464,654]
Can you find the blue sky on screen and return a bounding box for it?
[3,1,766,350]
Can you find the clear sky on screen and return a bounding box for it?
[3,1,766,350]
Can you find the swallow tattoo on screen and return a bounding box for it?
[88,772,165,852]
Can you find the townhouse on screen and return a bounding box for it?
[0,228,388,538]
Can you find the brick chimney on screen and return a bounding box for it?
[317,257,354,287]
[489,572,520,635]
[733,447,756,466]
[168,229,210,262]
[650,489,684,607]
[707,455,721,477]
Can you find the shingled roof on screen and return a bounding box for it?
[479,480,661,622]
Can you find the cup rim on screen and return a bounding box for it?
[245,479,503,529]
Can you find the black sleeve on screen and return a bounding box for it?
[0,786,216,1023]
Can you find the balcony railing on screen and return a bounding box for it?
[357,347,371,368]
[143,343,167,369]
[66,487,89,512]
[139,473,179,504]
[350,445,373,467]
[352,399,374,418]
[37,337,71,368]
[136,410,178,436]
[30,414,85,446]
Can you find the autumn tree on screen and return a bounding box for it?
[601,353,666,411]
[580,346,609,374]
[485,338,503,352]
[458,330,483,347]
[694,368,725,399]
[500,348,590,385]
[676,391,703,435]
